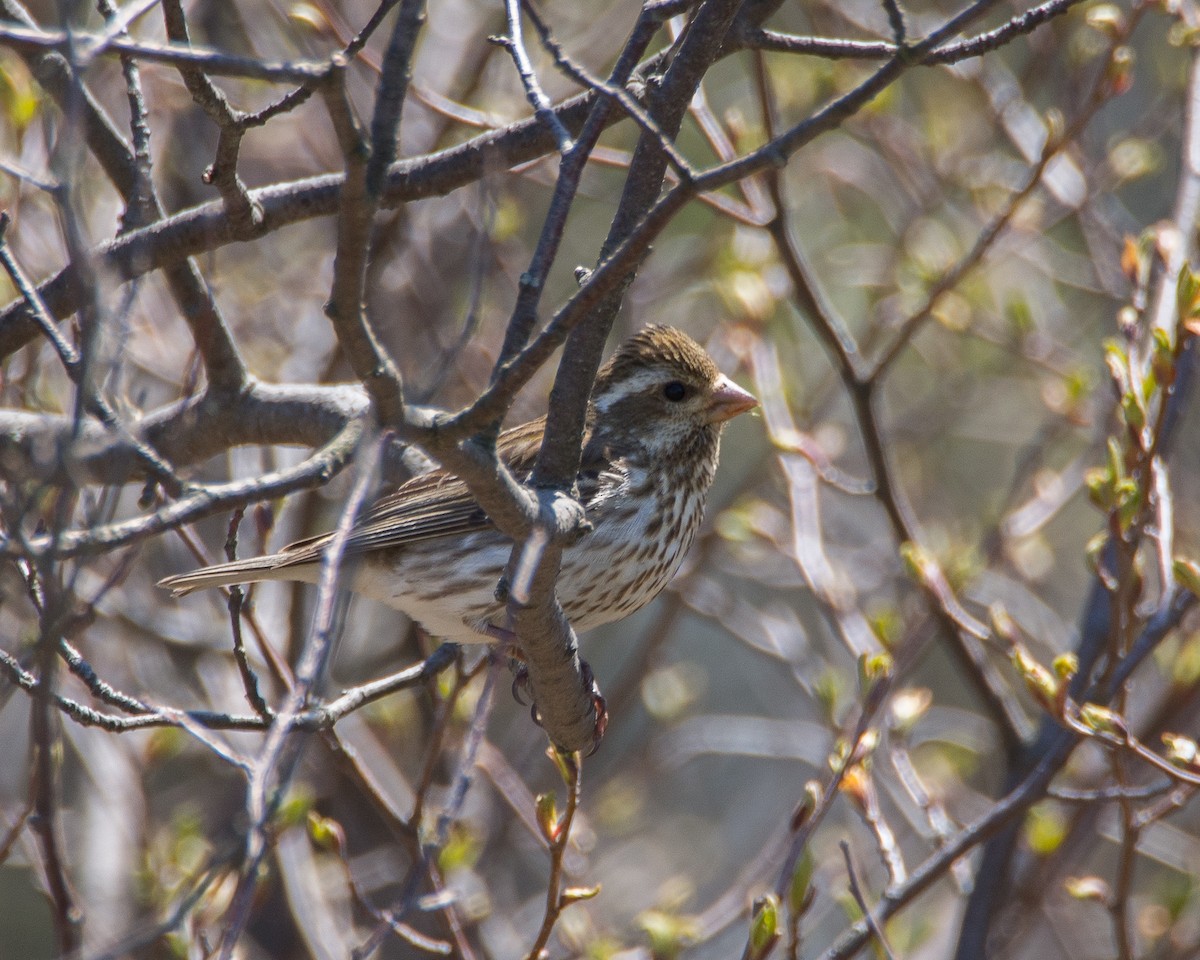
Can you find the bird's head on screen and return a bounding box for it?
[590,326,758,459]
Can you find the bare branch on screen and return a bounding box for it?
[493,0,574,155]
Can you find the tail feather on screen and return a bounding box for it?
[157,555,318,596]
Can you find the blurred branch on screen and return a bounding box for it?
[1049,779,1179,803]
[0,803,31,866]
[79,855,233,960]
[954,32,1200,960]
[814,587,1197,960]
[162,0,264,233]
[869,29,1131,378]
[751,49,1031,752]
[356,654,503,956]
[738,0,1084,64]
[321,650,481,956]
[1111,753,1138,960]
[0,0,248,393]
[321,0,419,429]
[219,433,383,959]
[495,1,667,367]
[0,635,460,733]
[0,19,328,81]
[3,415,365,558]
[28,578,82,954]
[0,0,1052,364]
[0,212,184,495]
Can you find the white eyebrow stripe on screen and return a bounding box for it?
[593,369,663,412]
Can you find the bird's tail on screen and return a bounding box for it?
[157,555,317,597]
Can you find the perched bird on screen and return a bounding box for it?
[159,326,757,644]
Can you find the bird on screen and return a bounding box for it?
[158,326,757,646]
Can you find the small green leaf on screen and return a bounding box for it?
[536,792,560,843]
[1178,264,1200,319]
[1052,653,1079,682]
[306,812,343,852]
[1120,391,1146,432]
[1104,341,1132,395]
[748,894,780,958]
[857,652,894,697]
[274,788,313,830]
[562,884,602,905]
[638,910,698,960]
[1025,802,1068,855]
[1162,732,1199,768]
[1078,702,1125,737]
[546,746,577,786]
[1011,644,1059,712]
[438,823,481,873]
[1085,466,1115,510]
[789,853,815,914]
[1173,558,1200,597]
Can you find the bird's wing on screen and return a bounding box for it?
[272,417,568,567]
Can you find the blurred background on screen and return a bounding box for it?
[2,0,1199,957]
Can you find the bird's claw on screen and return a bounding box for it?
[508,659,607,753]
[511,661,532,706]
[582,660,608,756]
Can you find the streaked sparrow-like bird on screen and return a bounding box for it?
[159,326,757,645]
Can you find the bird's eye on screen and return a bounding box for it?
[662,381,688,402]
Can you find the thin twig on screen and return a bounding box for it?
[494,0,574,154]
[839,840,898,960]
[0,20,327,81]
[224,508,273,721]
[218,432,384,959]
[521,1,693,179]
[523,752,584,960]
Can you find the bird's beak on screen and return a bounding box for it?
[708,375,759,423]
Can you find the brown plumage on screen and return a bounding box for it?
[158,326,757,644]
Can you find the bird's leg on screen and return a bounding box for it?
[483,623,535,706]
[483,622,518,647]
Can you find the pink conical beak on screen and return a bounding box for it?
[708,374,758,423]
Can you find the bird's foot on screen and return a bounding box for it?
[522,660,607,754]
[483,625,529,703]
[492,631,606,752]
[581,660,608,755]
[510,660,533,706]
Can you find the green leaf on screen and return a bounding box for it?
[748,894,780,958]
[536,792,560,843]
[789,852,815,914]
[1173,557,1200,597]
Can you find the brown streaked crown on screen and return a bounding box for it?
[594,326,719,393]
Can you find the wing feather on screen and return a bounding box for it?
[272,417,558,567]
